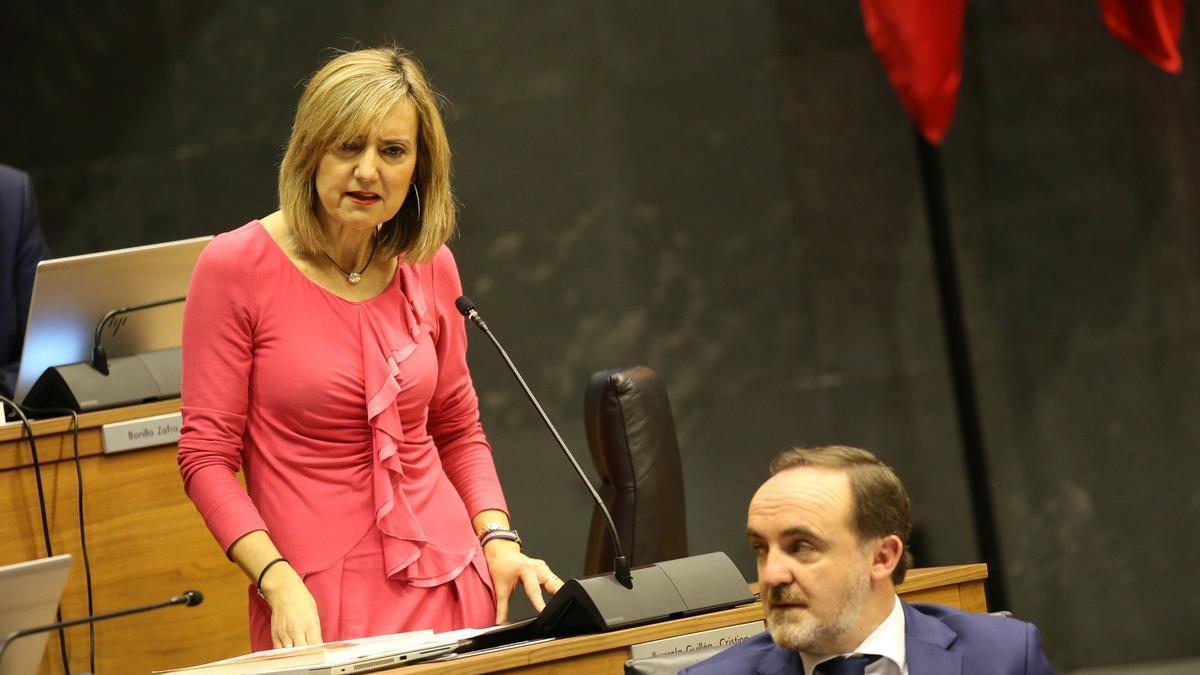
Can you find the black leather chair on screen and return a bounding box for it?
[583,365,689,575]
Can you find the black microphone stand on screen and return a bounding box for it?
[456,297,633,589]
[91,296,186,375]
[454,296,753,641]
[0,591,203,669]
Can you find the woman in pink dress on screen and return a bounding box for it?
[177,46,562,651]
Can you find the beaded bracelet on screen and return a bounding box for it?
[255,557,289,599]
[480,529,522,551]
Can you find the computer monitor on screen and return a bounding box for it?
[0,554,72,675]
[13,236,212,403]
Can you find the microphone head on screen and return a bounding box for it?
[454,296,476,317]
[91,344,110,376]
[182,590,204,607]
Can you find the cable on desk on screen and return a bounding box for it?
[0,395,72,674]
[25,404,94,673]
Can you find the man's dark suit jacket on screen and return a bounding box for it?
[680,601,1056,674]
[0,164,48,399]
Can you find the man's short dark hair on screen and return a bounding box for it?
[770,445,913,584]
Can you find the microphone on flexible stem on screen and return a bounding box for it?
[455,296,753,642]
[455,295,633,589]
[0,590,204,667]
[91,296,187,374]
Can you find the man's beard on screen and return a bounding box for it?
[765,566,871,654]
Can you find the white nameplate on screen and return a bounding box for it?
[102,412,182,454]
[628,620,763,660]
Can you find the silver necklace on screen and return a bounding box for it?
[323,234,377,284]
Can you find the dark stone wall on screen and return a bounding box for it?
[947,3,1200,666]
[2,1,1197,670]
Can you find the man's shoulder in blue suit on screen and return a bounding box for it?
[1,162,47,398]
[905,601,1055,674]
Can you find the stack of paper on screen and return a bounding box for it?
[154,630,458,675]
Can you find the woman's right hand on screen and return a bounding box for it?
[259,562,323,649]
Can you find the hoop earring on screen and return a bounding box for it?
[409,182,422,221]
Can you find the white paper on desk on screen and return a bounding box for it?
[153,630,444,674]
[426,618,553,662]
[432,621,527,643]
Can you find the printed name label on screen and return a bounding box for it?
[102,412,182,454]
[628,620,763,660]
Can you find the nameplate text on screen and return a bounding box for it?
[102,412,182,454]
[628,620,763,660]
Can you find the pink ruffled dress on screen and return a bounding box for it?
[177,222,504,650]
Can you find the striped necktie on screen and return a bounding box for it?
[814,654,882,675]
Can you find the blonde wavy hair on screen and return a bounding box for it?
[278,46,455,263]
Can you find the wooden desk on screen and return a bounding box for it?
[2,406,987,674]
[400,563,989,674]
[1,401,249,674]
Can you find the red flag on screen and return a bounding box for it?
[861,0,967,145]
[1101,0,1186,73]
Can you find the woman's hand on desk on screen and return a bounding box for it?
[230,531,324,649]
[259,563,323,649]
[483,539,564,624]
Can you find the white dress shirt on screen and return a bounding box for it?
[801,595,907,675]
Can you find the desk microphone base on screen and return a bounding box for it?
[23,347,181,416]
[466,551,754,652]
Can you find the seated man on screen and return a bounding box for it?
[683,445,1054,675]
[1,163,48,399]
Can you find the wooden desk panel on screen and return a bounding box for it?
[0,399,182,468]
[1,402,249,674]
